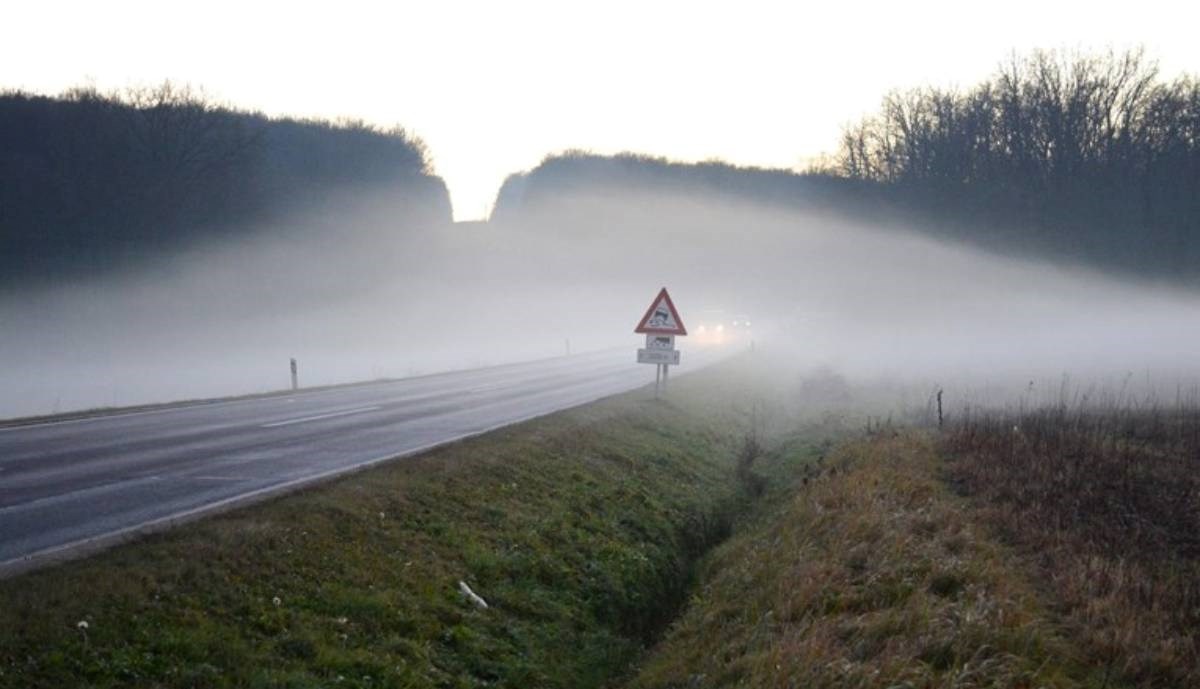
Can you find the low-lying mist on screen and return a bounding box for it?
[3,180,1199,419]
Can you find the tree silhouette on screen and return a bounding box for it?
[0,83,449,288]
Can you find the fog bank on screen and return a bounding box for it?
[3,183,1199,418]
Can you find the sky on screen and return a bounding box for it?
[3,0,1198,221]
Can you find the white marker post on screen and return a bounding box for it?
[634,288,687,397]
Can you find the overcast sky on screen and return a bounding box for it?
[4,0,1197,220]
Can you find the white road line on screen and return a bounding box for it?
[0,404,199,432]
[0,383,640,577]
[261,406,382,428]
[0,352,726,578]
[0,475,165,516]
[0,348,630,432]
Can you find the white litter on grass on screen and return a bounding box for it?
[458,580,488,609]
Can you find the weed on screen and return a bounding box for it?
[624,433,1086,688]
[945,401,1200,687]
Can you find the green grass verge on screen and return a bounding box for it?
[624,431,1110,689]
[0,360,799,689]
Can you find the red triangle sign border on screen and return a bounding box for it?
[634,287,687,336]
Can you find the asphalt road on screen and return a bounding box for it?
[0,347,721,574]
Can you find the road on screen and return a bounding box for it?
[0,348,721,575]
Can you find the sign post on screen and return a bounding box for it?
[634,288,687,397]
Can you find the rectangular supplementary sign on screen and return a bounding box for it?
[646,334,674,350]
[637,348,680,365]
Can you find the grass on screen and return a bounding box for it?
[17,357,1182,689]
[0,358,810,689]
[624,430,1097,689]
[621,385,1200,688]
[944,402,1200,687]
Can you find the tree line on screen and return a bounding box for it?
[834,49,1200,280]
[492,50,1199,285]
[0,84,450,288]
[490,150,861,225]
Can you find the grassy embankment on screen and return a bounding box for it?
[627,400,1200,688]
[626,430,1094,688]
[0,357,841,689]
[13,357,1186,689]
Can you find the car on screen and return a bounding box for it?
[692,310,752,346]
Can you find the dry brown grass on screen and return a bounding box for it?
[945,404,1200,687]
[626,432,1088,688]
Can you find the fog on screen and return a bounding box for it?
[3,183,1199,419]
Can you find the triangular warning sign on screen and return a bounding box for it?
[635,288,687,335]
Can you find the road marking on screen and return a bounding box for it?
[0,351,728,578]
[261,406,382,428]
[0,348,631,432]
[0,474,166,516]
